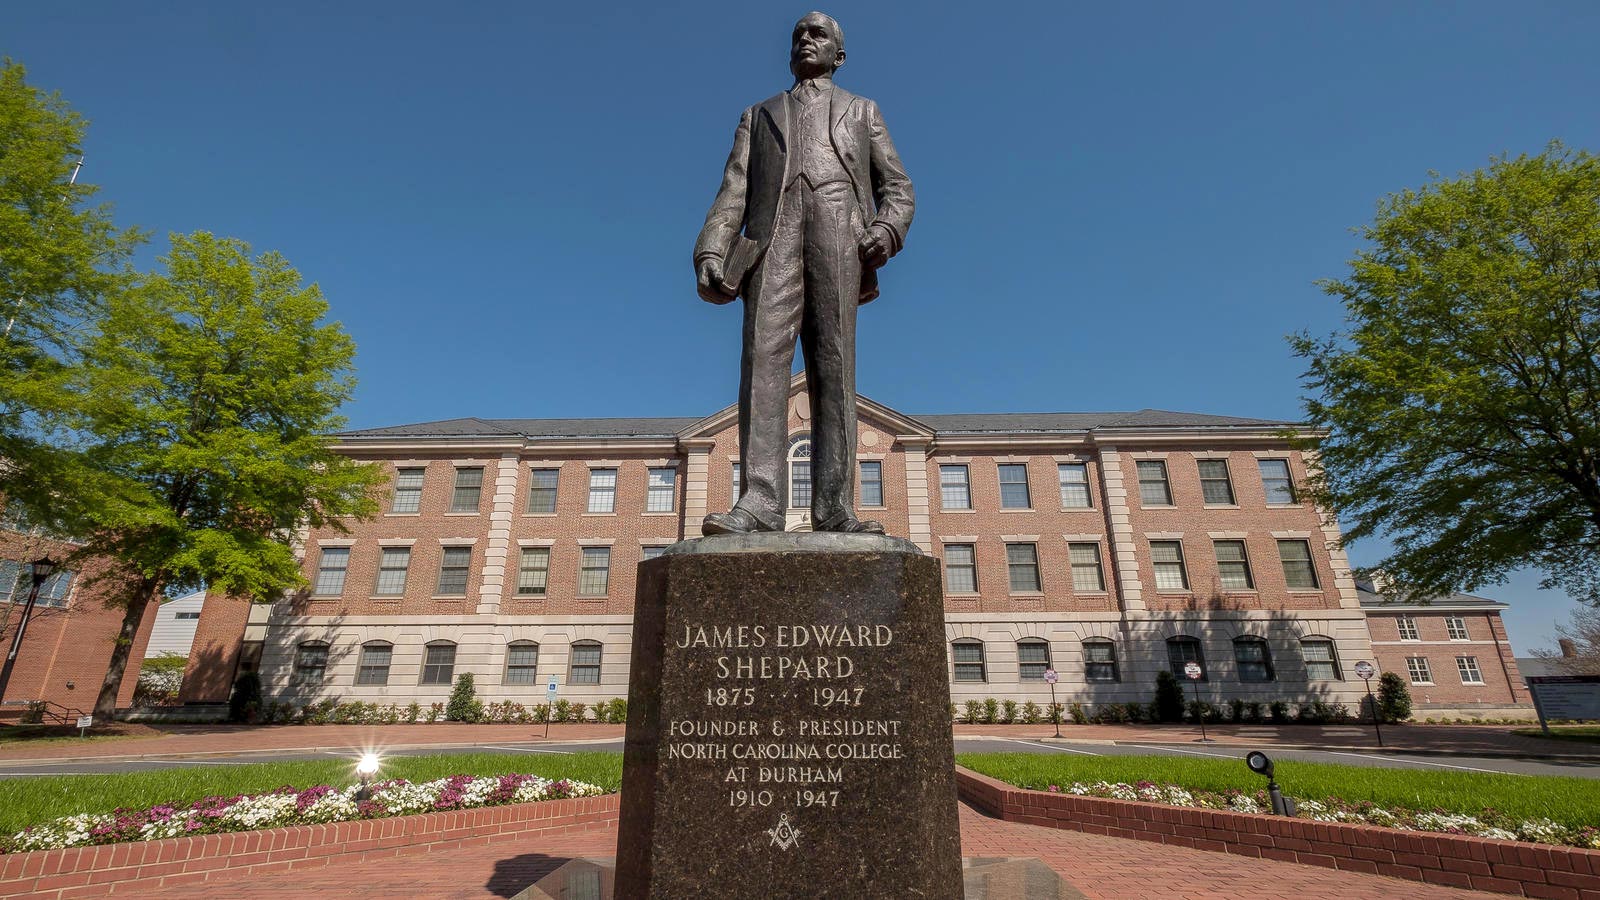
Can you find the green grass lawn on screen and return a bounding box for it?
[1514,725,1600,744]
[956,752,1600,830]
[0,752,624,836]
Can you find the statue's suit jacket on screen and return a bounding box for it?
[694,85,915,302]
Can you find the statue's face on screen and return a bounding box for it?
[790,14,844,79]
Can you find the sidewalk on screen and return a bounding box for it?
[144,801,1508,900]
[0,721,1593,763]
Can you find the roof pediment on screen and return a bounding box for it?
[677,372,936,443]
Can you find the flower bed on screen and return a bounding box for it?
[3,773,608,854]
[1049,779,1600,850]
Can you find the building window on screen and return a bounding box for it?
[293,642,328,685]
[450,467,484,513]
[570,641,602,684]
[1058,463,1091,508]
[421,641,457,685]
[0,561,20,603]
[435,546,471,595]
[859,461,883,507]
[1136,460,1172,506]
[1150,540,1189,591]
[998,464,1032,509]
[1166,637,1205,680]
[952,640,986,682]
[732,462,742,499]
[356,642,392,686]
[1277,539,1319,589]
[517,547,550,596]
[789,438,812,509]
[1301,638,1341,680]
[1197,459,1235,505]
[527,468,559,514]
[505,641,539,684]
[1068,543,1105,592]
[1445,617,1469,640]
[35,571,73,608]
[0,561,65,607]
[374,547,411,596]
[1258,459,1297,504]
[587,468,617,513]
[646,467,676,512]
[1397,616,1419,641]
[1456,656,1484,684]
[314,547,350,596]
[1006,543,1041,593]
[1233,637,1275,683]
[1405,656,1433,684]
[1084,640,1119,683]
[578,547,611,596]
[1213,540,1254,590]
[943,544,977,593]
[939,465,971,510]
[641,546,667,561]
[1017,639,1051,682]
[175,611,200,620]
[391,467,425,514]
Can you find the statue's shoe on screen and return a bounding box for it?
[817,516,886,535]
[702,508,763,536]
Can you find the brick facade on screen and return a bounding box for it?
[181,380,1526,717]
[1363,593,1529,714]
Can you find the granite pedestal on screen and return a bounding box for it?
[517,858,1082,899]
[615,533,963,898]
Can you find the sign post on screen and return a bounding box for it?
[1354,660,1382,747]
[1527,676,1600,735]
[1183,662,1211,743]
[76,714,92,739]
[545,676,558,739]
[1043,669,1061,738]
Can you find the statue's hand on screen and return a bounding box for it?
[859,225,892,269]
[697,258,736,304]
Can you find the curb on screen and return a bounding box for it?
[1025,736,1600,763]
[0,736,624,768]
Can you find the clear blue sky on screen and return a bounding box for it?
[7,1,1598,653]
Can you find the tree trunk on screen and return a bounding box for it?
[93,576,161,719]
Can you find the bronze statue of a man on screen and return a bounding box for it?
[695,11,914,536]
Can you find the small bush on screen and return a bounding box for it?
[133,654,187,708]
[569,702,588,723]
[1021,701,1041,725]
[1153,671,1185,723]
[983,698,1000,725]
[962,700,983,724]
[425,702,444,724]
[1378,672,1412,724]
[445,673,479,722]
[1296,700,1351,725]
[404,702,421,724]
[228,672,263,723]
[1268,700,1290,724]
[19,701,46,725]
[533,703,550,724]
[606,698,629,724]
[1068,702,1087,725]
[554,699,573,723]
[1244,701,1263,724]
[1229,698,1245,723]
[1001,700,1019,725]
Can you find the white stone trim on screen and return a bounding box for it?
[1061,533,1103,542]
[1127,451,1169,459]
[1146,531,1184,540]
[1271,531,1312,539]
[1000,534,1040,542]
[903,441,932,553]
[377,538,417,547]
[1098,446,1142,610]
[437,537,479,545]
[576,538,617,547]
[316,538,357,548]
[516,538,556,547]
[938,535,979,544]
[1207,531,1248,539]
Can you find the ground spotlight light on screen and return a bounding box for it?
[356,753,381,803]
[1244,750,1293,816]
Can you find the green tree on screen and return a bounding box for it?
[1152,669,1185,723]
[1293,143,1600,605]
[0,60,143,521]
[446,672,479,722]
[1377,672,1412,724]
[64,231,383,716]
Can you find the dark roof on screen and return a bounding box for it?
[1515,657,1567,679]
[1354,579,1506,610]
[342,408,1294,439]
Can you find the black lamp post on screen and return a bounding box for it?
[0,557,59,707]
[1246,751,1296,816]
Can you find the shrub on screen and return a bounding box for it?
[1244,701,1263,724]
[445,673,479,722]
[949,702,958,722]
[133,653,187,708]
[1068,702,1087,725]
[1268,700,1290,724]
[1001,700,1019,724]
[229,672,262,723]
[1091,703,1132,725]
[606,698,629,723]
[1021,701,1041,725]
[1185,700,1212,724]
[1229,698,1245,723]
[404,702,421,724]
[554,699,573,723]
[1296,700,1351,725]
[19,701,46,724]
[983,698,1000,725]
[304,698,337,725]
[569,702,588,724]
[533,703,550,724]
[425,702,444,724]
[1153,671,1185,723]
[962,700,983,724]
[1378,672,1413,724]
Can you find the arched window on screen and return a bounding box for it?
[1166,636,1205,681]
[293,641,329,685]
[788,436,812,509]
[1017,639,1051,682]
[1233,636,1275,683]
[1300,637,1341,681]
[355,642,392,686]
[951,639,986,683]
[505,641,540,684]
[421,640,457,685]
[1083,639,1119,683]
[569,640,603,685]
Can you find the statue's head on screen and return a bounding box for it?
[790,12,845,80]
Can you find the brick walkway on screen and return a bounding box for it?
[143,801,1504,899]
[1,721,1591,763]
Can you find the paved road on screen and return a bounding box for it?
[0,735,1595,778]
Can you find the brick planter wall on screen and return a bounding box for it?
[956,768,1600,897]
[0,794,619,899]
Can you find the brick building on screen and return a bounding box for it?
[0,526,156,723]
[1359,578,1531,718]
[180,379,1529,718]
